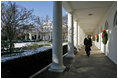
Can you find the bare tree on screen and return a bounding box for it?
[62,14,67,25]
[34,16,44,40]
[62,14,68,41]
[44,15,50,41]
[35,15,50,41]
[45,15,50,23]
[1,2,33,52]
[17,24,34,40]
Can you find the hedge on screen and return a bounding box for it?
[1,45,67,78]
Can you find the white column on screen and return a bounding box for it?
[66,12,75,58]
[50,32,52,41]
[25,33,27,40]
[29,32,32,40]
[49,1,65,72]
[74,20,78,50]
[74,20,76,47]
[78,25,81,49]
[36,30,39,40]
[40,33,43,40]
[43,33,45,41]
[76,21,78,50]
[50,27,52,41]
[78,26,80,48]
[80,29,82,47]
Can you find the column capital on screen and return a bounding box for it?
[74,17,79,22]
[68,11,73,15]
[75,19,79,22]
[74,20,78,23]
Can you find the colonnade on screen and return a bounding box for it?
[49,1,85,72]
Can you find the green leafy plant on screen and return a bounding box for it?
[1,41,14,52]
[96,34,99,42]
[43,44,51,46]
[63,40,68,42]
[92,35,95,41]
[102,30,108,44]
[22,44,40,50]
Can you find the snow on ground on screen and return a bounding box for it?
[14,42,32,48]
[1,46,52,63]
[14,41,49,48]
[63,42,68,45]
[2,43,67,63]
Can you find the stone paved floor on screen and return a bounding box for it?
[33,45,117,78]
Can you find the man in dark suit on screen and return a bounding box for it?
[84,35,92,57]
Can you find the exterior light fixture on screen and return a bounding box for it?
[88,13,93,16]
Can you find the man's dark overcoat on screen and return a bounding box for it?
[84,38,92,51]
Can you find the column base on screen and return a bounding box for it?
[48,62,66,72]
[77,47,79,51]
[78,45,82,49]
[65,51,75,58]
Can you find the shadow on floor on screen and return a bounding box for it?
[32,45,117,78]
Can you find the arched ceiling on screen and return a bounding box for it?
[62,1,113,34]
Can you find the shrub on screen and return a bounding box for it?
[22,44,41,50]
[1,45,67,78]
[96,34,99,42]
[43,44,51,46]
[102,30,108,44]
[1,41,14,52]
[92,36,95,41]
[63,40,68,42]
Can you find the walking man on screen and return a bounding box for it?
[84,35,92,57]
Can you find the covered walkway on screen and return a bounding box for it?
[47,1,117,73]
[30,1,117,78]
[1,1,117,78]
[32,45,117,78]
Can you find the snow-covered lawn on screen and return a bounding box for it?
[14,41,49,48]
[1,46,52,63]
[14,42,32,48]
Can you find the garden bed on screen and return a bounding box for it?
[1,44,67,78]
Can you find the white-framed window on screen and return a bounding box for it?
[113,11,117,27]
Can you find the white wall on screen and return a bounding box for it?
[78,23,85,49]
[94,26,101,50]
[93,2,117,64]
